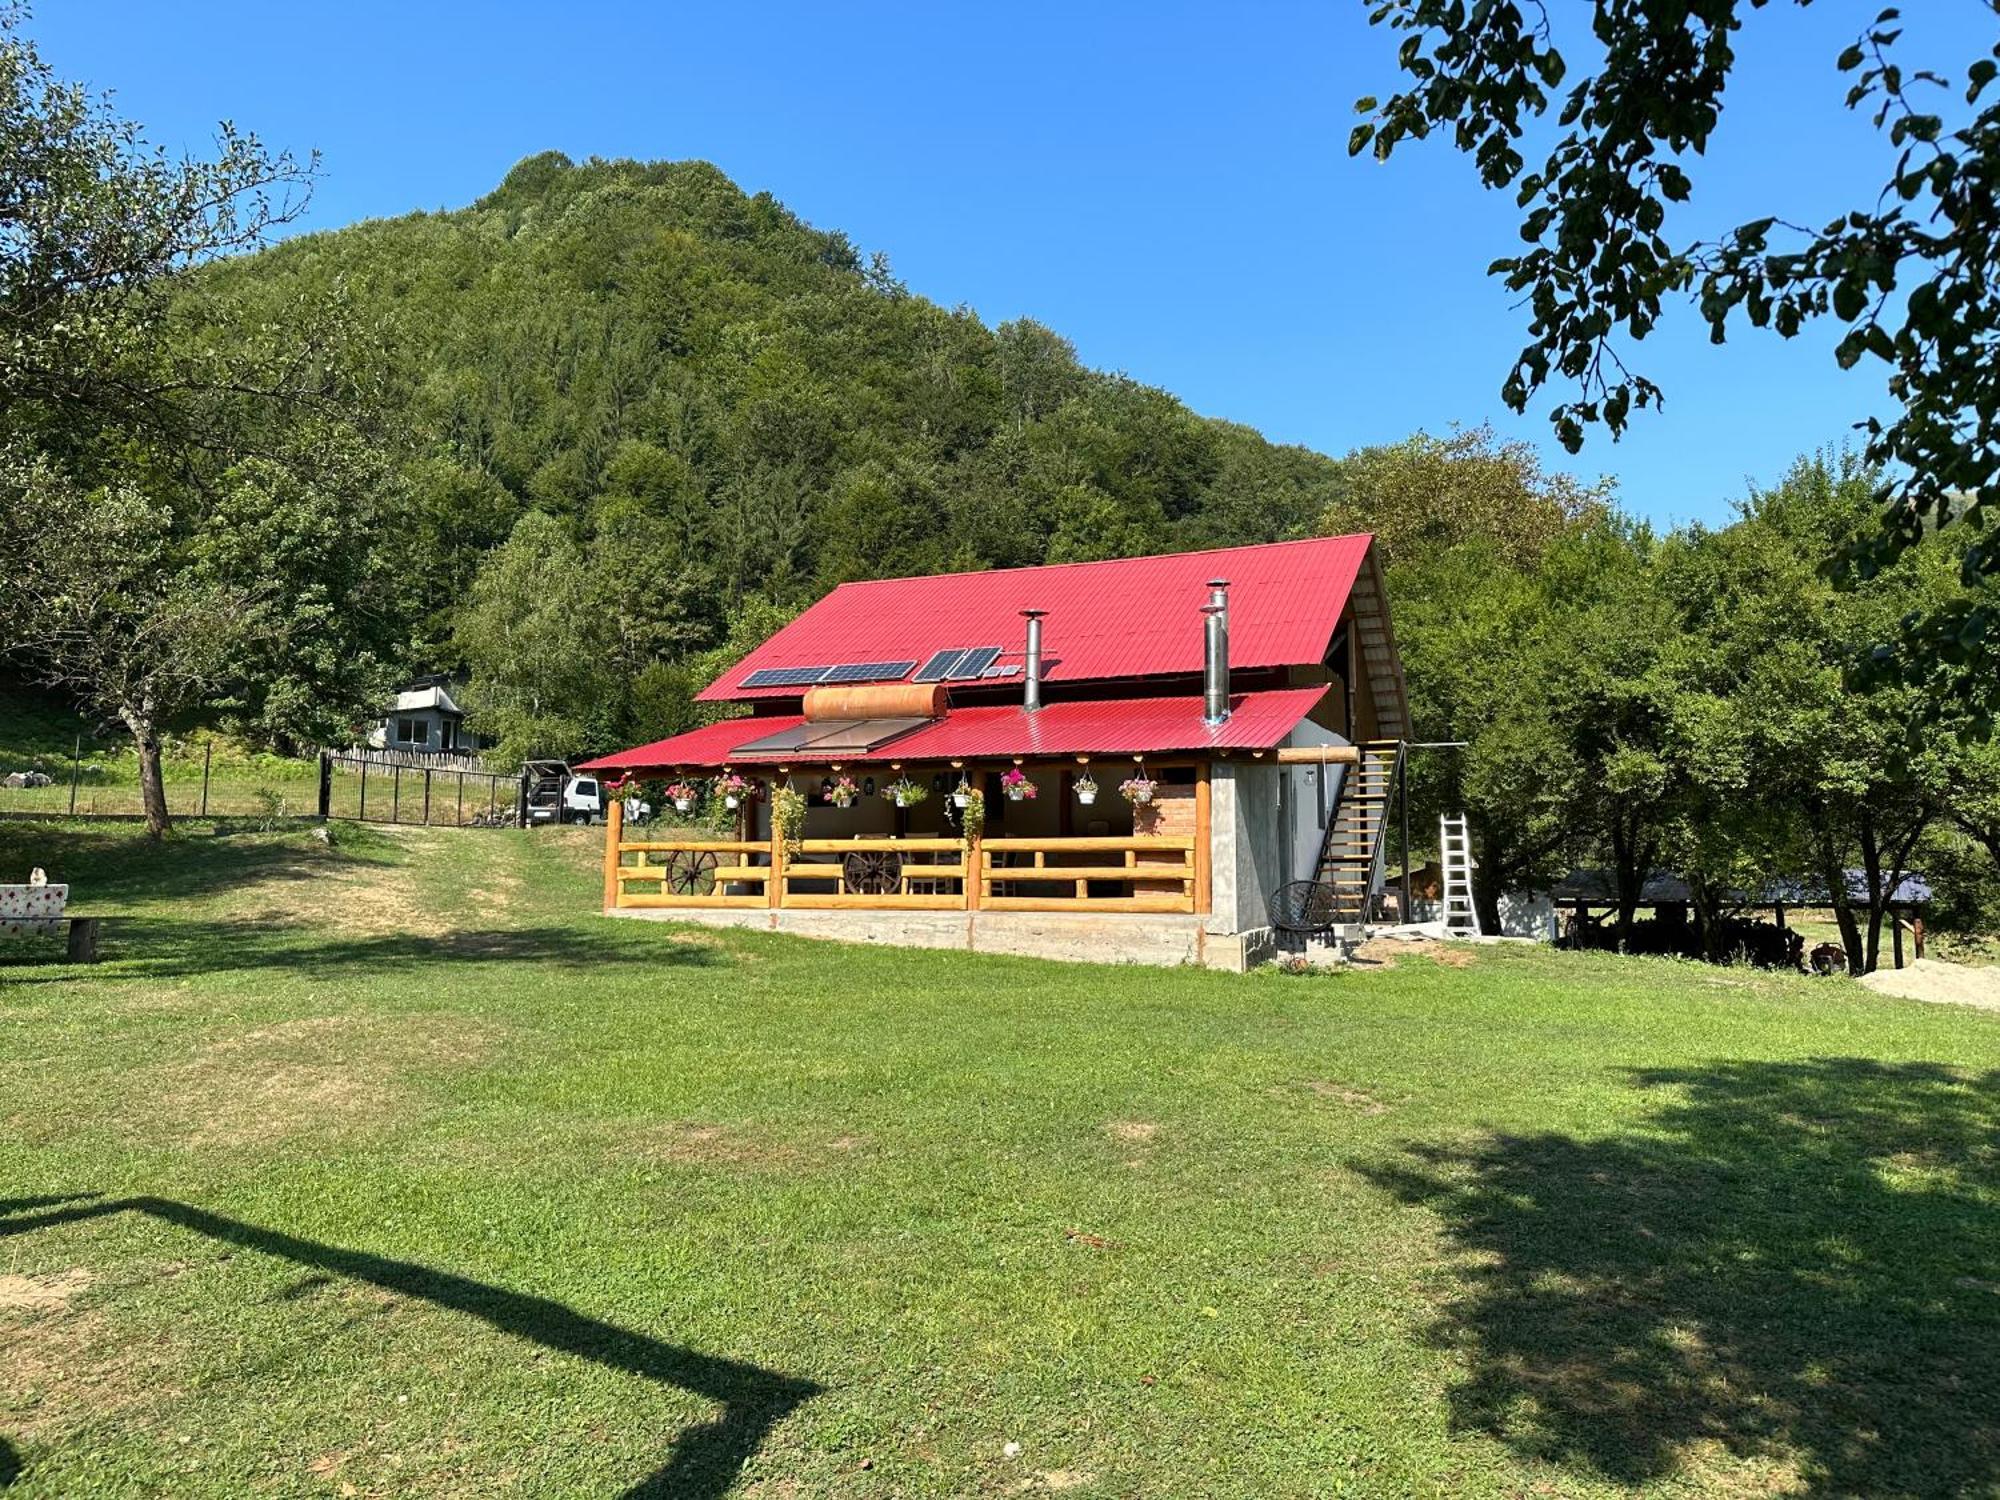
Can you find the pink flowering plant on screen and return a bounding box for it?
[1119,775,1158,805]
[1001,768,1037,800]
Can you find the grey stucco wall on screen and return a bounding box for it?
[1207,761,1285,940]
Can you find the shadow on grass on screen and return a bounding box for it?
[0,1195,819,1499]
[0,917,722,982]
[1364,1058,2000,1496]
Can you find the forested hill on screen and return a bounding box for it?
[218,152,1347,651]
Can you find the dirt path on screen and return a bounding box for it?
[1858,958,2000,1013]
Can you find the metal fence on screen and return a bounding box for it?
[1,741,320,820]
[320,752,524,828]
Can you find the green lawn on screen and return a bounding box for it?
[2,821,1997,1498]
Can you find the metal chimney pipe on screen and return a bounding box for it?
[1022,609,1046,713]
[1202,579,1230,726]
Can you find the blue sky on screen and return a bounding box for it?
[33,3,1991,526]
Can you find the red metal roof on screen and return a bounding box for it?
[579,687,1330,773]
[698,535,1373,702]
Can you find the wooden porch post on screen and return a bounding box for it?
[768,775,787,909]
[1194,761,1212,914]
[601,794,623,910]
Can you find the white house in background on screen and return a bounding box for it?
[366,675,482,755]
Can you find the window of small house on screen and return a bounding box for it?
[397,718,427,746]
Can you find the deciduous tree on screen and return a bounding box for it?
[1355,1,2000,712]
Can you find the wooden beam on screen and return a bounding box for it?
[619,893,768,909]
[1194,762,1212,915]
[979,895,1194,913]
[768,788,784,910]
[1275,745,1362,765]
[982,864,1192,882]
[980,836,1192,853]
[781,893,965,911]
[618,839,765,854]
[602,795,623,909]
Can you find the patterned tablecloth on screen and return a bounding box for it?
[0,883,67,938]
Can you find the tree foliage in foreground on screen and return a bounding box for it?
[0,9,398,835]
[1395,443,1993,971]
[1354,1,2000,716]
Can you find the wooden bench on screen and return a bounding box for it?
[0,881,101,963]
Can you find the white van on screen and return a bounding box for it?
[524,762,604,825]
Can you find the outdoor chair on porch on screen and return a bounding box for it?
[1270,879,1342,945]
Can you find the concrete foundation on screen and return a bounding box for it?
[606,905,1271,972]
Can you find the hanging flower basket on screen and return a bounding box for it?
[772,784,808,857]
[1073,773,1098,806]
[1001,768,1036,803]
[715,772,753,810]
[885,776,928,808]
[665,780,700,814]
[951,781,972,809]
[1120,776,1158,806]
[825,775,859,808]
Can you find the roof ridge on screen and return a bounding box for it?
[825,532,1375,592]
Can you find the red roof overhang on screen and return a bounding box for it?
[697,534,1372,702]
[579,687,1330,774]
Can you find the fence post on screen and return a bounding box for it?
[422,768,432,826]
[68,734,80,816]
[457,771,465,827]
[360,760,368,820]
[392,765,402,823]
[200,742,212,817]
[516,774,528,828]
[318,752,333,821]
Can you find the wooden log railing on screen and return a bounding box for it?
[609,832,1201,914]
[614,838,772,909]
[779,837,969,909]
[979,836,1198,913]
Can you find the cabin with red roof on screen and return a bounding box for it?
[582,534,1409,969]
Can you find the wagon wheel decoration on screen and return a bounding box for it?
[842,849,904,896]
[660,848,720,896]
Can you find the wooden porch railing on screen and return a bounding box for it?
[979,836,1198,913]
[606,830,1201,914]
[613,838,772,909]
[780,837,970,909]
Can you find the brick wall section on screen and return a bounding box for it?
[1133,785,1198,896]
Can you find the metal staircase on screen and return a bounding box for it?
[1313,740,1403,929]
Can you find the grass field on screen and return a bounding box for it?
[2,820,1997,1498]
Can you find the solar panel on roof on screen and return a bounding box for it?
[912,649,968,683]
[741,665,833,689]
[733,717,931,756]
[820,659,918,685]
[981,663,1021,678]
[946,646,1001,680]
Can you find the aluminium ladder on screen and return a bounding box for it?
[1439,814,1481,939]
